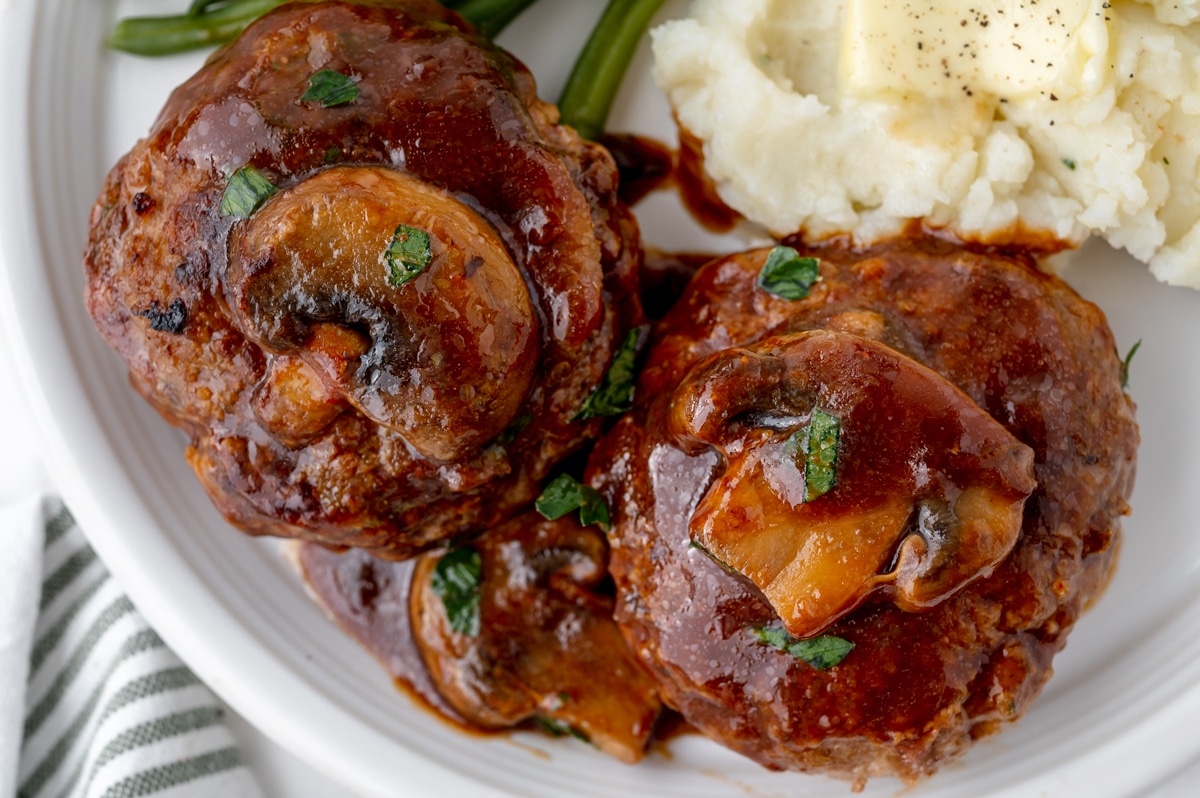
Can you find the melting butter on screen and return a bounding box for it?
[841,0,1110,102]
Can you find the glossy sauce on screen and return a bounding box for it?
[600,131,741,233]
[298,512,664,763]
[640,248,714,320]
[296,543,472,725]
[600,134,674,206]
[674,127,742,233]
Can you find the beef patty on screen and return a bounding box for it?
[84,0,642,558]
[589,234,1138,785]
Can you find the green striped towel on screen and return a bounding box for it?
[2,499,262,798]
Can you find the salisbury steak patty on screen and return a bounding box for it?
[589,235,1137,784]
[84,0,641,558]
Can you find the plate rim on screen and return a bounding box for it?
[3,2,1200,797]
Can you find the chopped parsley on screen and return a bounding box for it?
[752,625,853,670]
[496,413,533,446]
[430,546,482,637]
[219,165,277,219]
[534,716,591,744]
[757,246,820,300]
[789,408,840,502]
[575,326,645,420]
[1121,339,1142,389]
[384,224,432,287]
[301,69,360,108]
[688,540,737,574]
[1062,157,1077,171]
[535,474,610,530]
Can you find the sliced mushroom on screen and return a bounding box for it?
[227,165,538,462]
[669,329,1037,639]
[409,512,662,764]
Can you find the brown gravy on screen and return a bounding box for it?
[641,248,716,319]
[600,134,674,206]
[297,539,660,753]
[296,543,477,731]
[600,131,742,233]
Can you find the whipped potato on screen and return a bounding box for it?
[653,0,1200,287]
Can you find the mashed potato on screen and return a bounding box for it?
[653,0,1200,287]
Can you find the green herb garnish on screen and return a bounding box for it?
[790,408,840,502]
[1062,157,1077,170]
[534,716,591,743]
[575,326,644,420]
[384,224,433,287]
[578,489,611,529]
[535,474,610,530]
[430,547,482,637]
[496,413,533,446]
[757,246,821,300]
[688,540,737,574]
[302,69,359,108]
[752,625,853,670]
[1121,339,1142,389]
[219,165,277,219]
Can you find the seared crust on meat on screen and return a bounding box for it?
[589,234,1137,784]
[84,0,641,558]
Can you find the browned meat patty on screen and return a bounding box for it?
[83,0,642,558]
[588,234,1138,785]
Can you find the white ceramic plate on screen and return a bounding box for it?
[3,1,1200,796]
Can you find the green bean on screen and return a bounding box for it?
[107,0,287,56]
[186,0,227,16]
[557,0,666,141]
[451,0,539,39]
[108,0,539,57]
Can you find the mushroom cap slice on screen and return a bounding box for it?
[670,329,1037,638]
[410,513,662,763]
[227,165,538,462]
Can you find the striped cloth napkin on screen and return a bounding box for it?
[1,497,262,798]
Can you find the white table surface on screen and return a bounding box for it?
[3,284,1197,798]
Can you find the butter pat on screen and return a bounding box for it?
[841,0,1109,101]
